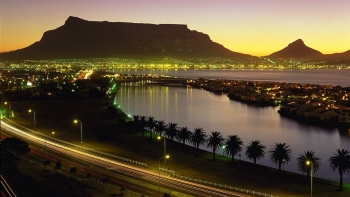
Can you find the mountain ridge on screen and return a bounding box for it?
[0,17,349,61]
[0,16,252,61]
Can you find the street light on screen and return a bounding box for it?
[306,160,313,197]
[158,155,170,197]
[4,102,11,118]
[7,81,12,90]
[46,131,55,146]
[28,109,36,128]
[0,115,2,134]
[45,131,55,158]
[157,136,166,166]
[74,119,83,147]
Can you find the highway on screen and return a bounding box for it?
[1,118,254,197]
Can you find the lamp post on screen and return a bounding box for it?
[45,131,55,147]
[7,81,12,90]
[158,155,170,197]
[4,102,11,118]
[28,109,36,128]
[239,154,241,167]
[157,136,166,166]
[0,115,2,134]
[74,119,83,147]
[306,160,313,197]
[44,131,55,158]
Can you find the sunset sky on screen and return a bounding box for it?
[1,0,349,56]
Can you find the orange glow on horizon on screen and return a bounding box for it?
[1,0,349,56]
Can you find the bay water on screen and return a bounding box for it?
[114,69,350,183]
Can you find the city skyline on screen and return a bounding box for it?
[1,0,350,56]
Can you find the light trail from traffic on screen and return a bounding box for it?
[2,119,255,197]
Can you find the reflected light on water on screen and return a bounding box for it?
[116,81,350,183]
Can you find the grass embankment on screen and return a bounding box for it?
[3,99,350,197]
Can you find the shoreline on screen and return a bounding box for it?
[2,98,349,196]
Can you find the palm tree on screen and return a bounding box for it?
[296,150,321,178]
[207,131,225,160]
[269,143,292,172]
[191,128,207,157]
[132,115,140,134]
[139,116,147,137]
[147,116,156,139]
[245,140,266,165]
[224,135,243,164]
[177,127,191,145]
[132,115,139,123]
[155,120,166,137]
[329,149,350,191]
[165,122,178,143]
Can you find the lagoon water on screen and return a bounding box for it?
[114,69,350,183]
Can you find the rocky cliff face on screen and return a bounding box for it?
[0,16,251,60]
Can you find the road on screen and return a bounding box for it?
[1,118,255,197]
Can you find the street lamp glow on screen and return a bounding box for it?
[157,136,167,166]
[306,160,313,197]
[74,119,83,147]
[28,109,36,128]
[4,102,11,118]
[158,155,170,197]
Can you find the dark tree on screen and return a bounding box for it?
[269,143,292,172]
[43,159,50,170]
[54,160,62,172]
[224,135,244,165]
[191,128,207,157]
[147,116,156,140]
[329,149,350,191]
[139,116,148,137]
[296,150,321,178]
[70,167,77,178]
[1,137,31,156]
[207,131,224,161]
[177,127,192,145]
[102,176,110,190]
[245,140,266,165]
[165,122,178,145]
[155,120,167,137]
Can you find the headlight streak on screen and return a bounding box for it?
[2,120,251,197]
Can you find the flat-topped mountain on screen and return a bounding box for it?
[267,39,323,59]
[0,16,251,60]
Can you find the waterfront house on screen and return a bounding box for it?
[339,111,350,123]
[297,103,315,116]
[319,110,339,120]
[305,108,324,118]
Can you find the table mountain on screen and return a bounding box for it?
[0,16,252,60]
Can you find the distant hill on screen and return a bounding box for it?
[0,16,252,61]
[267,39,323,59]
[321,50,350,61]
[267,39,350,62]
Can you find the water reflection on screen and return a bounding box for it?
[116,82,350,183]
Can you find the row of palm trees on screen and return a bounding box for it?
[131,115,350,190]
